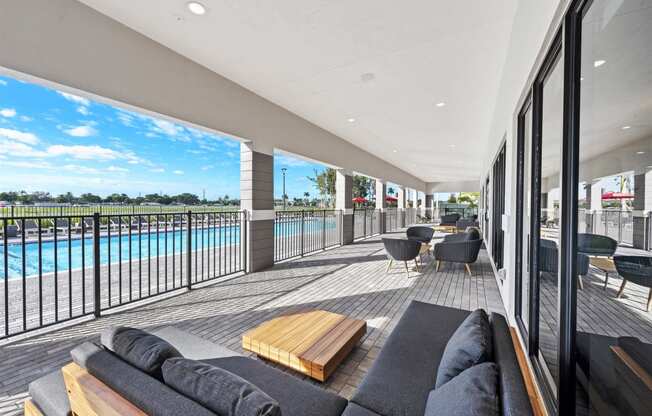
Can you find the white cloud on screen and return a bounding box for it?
[77,106,90,116]
[46,144,122,160]
[116,111,134,127]
[173,170,184,175]
[4,160,53,170]
[201,165,214,171]
[153,119,180,136]
[0,128,39,144]
[150,167,165,173]
[275,153,309,167]
[64,125,98,137]
[107,165,129,173]
[0,108,16,118]
[62,164,100,175]
[57,91,90,106]
[19,115,33,122]
[0,141,47,158]
[0,80,7,86]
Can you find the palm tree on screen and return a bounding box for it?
[303,192,310,206]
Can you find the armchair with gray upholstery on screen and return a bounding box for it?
[433,228,482,276]
[406,226,434,244]
[613,255,652,311]
[439,213,461,226]
[578,233,617,257]
[455,218,477,232]
[539,239,589,289]
[382,238,422,277]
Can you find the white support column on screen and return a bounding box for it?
[375,179,387,234]
[590,181,603,212]
[397,187,406,227]
[336,169,354,244]
[425,194,434,221]
[240,142,274,272]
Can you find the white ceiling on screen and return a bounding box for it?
[79,0,518,183]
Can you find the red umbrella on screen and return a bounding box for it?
[352,197,367,204]
[385,195,398,202]
[601,192,634,200]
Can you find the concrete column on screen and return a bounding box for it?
[632,171,652,249]
[590,181,603,211]
[410,189,418,209]
[241,142,274,272]
[397,187,406,227]
[583,183,593,233]
[425,194,434,221]
[336,169,354,244]
[375,179,387,234]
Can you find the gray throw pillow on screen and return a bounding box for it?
[101,326,181,378]
[435,309,492,388]
[425,363,499,416]
[162,358,281,416]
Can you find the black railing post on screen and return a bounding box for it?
[93,212,101,318]
[186,211,193,290]
[300,211,305,256]
[322,210,326,250]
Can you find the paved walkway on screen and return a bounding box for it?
[0,231,504,415]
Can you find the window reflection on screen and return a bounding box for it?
[576,0,652,414]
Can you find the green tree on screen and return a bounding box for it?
[457,192,479,208]
[307,168,336,207]
[447,194,458,203]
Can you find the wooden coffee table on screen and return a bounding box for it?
[242,310,367,382]
[589,257,617,290]
[432,225,457,234]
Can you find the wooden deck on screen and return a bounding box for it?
[0,231,504,415]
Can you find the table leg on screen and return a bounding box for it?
[603,272,608,290]
[386,259,393,273]
[647,289,651,312]
[616,280,627,298]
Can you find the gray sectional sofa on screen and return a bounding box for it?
[28,301,532,416]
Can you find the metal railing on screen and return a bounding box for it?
[274,210,342,262]
[0,204,237,218]
[353,209,380,239]
[386,208,399,232]
[0,210,245,339]
[404,207,417,226]
[580,209,635,246]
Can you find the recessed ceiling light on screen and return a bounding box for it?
[360,73,375,82]
[580,76,584,81]
[449,144,456,149]
[622,125,631,130]
[594,59,606,68]
[392,149,398,153]
[187,1,207,15]
[347,117,356,123]
[637,151,645,155]
[436,102,446,107]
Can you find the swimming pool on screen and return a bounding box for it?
[0,218,338,278]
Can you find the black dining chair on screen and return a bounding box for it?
[613,255,652,311]
[382,238,422,277]
[578,233,617,257]
[406,226,434,244]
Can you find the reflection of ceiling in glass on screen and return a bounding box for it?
[579,0,652,163]
[541,55,564,178]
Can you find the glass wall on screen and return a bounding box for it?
[575,0,652,414]
[520,104,533,333]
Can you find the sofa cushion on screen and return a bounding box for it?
[425,363,499,416]
[71,342,216,416]
[162,357,280,416]
[152,326,242,360]
[203,356,347,416]
[101,326,181,378]
[435,309,492,388]
[28,370,71,416]
[489,313,533,416]
[341,403,382,416]
[351,301,470,416]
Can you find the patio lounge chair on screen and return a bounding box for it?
[382,237,422,277]
[54,218,81,235]
[539,238,589,289]
[406,226,434,244]
[613,255,652,311]
[439,213,460,226]
[578,233,617,257]
[455,217,477,232]
[433,228,483,276]
[17,219,41,237]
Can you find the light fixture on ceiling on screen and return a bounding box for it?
[347,117,356,123]
[637,151,646,155]
[436,102,446,107]
[622,125,631,130]
[360,73,375,82]
[594,59,606,68]
[392,149,397,153]
[580,76,584,81]
[449,144,456,149]
[187,1,207,15]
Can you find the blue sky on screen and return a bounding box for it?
[0,74,326,200]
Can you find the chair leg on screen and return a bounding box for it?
[436,260,441,272]
[647,289,652,312]
[386,259,393,273]
[465,263,472,276]
[616,280,627,298]
[404,261,409,278]
[603,272,608,290]
[414,259,420,273]
[577,275,584,291]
